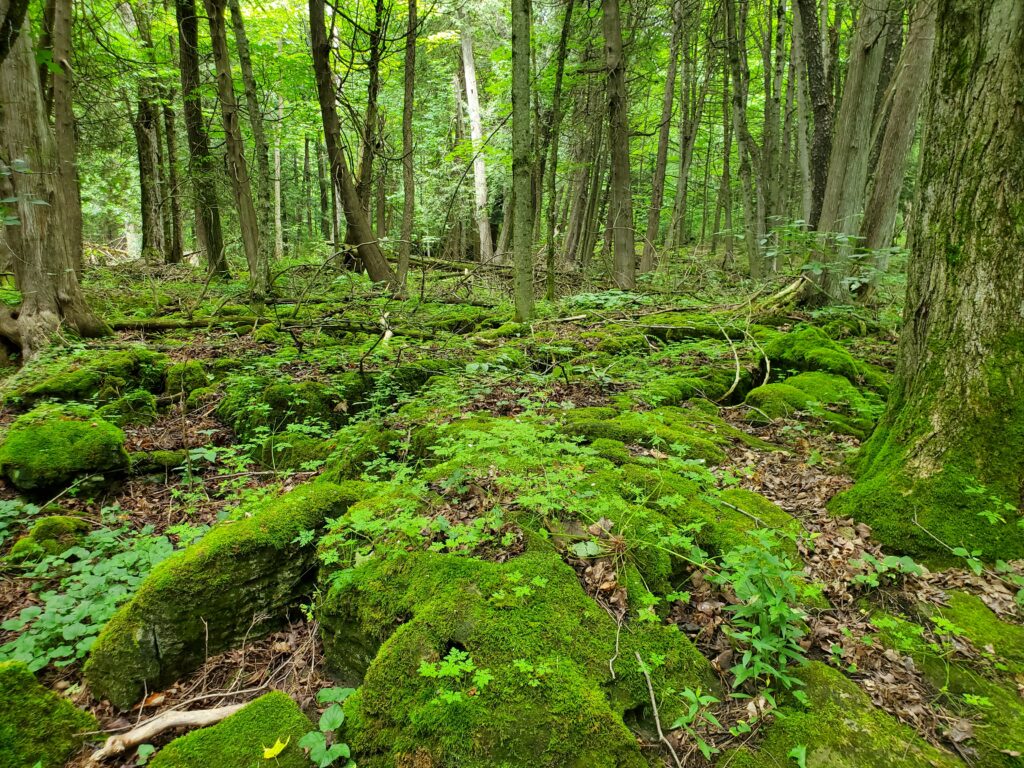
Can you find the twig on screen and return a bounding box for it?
[635,651,684,768]
[88,704,246,763]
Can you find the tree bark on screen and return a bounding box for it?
[203,0,268,299]
[834,0,1024,563]
[544,0,574,299]
[0,10,107,357]
[397,0,416,290]
[51,0,82,276]
[459,13,495,264]
[511,0,534,320]
[795,0,833,229]
[309,0,395,286]
[316,136,330,239]
[602,0,635,289]
[175,0,229,277]
[274,39,284,259]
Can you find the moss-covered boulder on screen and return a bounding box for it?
[6,514,89,563]
[84,482,364,709]
[164,361,209,396]
[320,422,402,482]
[764,325,888,392]
[149,691,313,768]
[0,661,98,768]
[745,383,812,419]
[321,544,716,768]
[722,662,962,768]
[1,345,168,407]
[745,371,884,437]
[97,388,159,426]
[0,404,129,491]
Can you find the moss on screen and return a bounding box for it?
[258,433,336,470]
[6,514,89,563]
[185,386,217,410]
[721,661,962,768]
[97,388,159,426]
[164,361,209,396]
[0,660,98,768]
[84,482,365,709]
[476,321,529,339]
[321,543,715,768]
[216,376,353,442]
[764,325,888,392]
[589,437,632,465]
[640,312,745,342]
[130,450,189,474]
[0,404,129,491]
[321,423,404,482]
[2,346,168,407]
[746,372,884,437]
[744,383,812,419]
[148,691,312,768]
[250,323,287,344]
[591,332,650,355]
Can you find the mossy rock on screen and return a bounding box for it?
[873,599,1024,766]
[84,482,365,709]
[216,376,355,442]
[0,404,129,491]
[1,345,168,407]
[165,361,209,396]
[129,449,189,474]
[721,661,963,768]
[590,437,632,465]
[250,323,287,344]
[640,312,745,342]
[320,543,715,768]
[764,325,888,392]
[149,691,313,768]
[6,514,89,563]
[258,433,336,471]
[97,388,159,426]
[0,660,98,768]
[745,372,884,437]
[320,423,403,482]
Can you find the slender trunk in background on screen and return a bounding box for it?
[51,0,83,275]
[795,0,833,228]
[858,0,935,302]
[792,0,813,225]
[133,98,166,263]
[357,0,385,220]
[511,0,534,319]
[763,0,786,221]
[309,0,395,285]
[640,0,682,273]
[274,39,284,259]
[397,0,416,289]
[175,0,228,276]
[227,0,274,269]
[317,137,330,239]
[303,136,312,239]
[0,11,107,356]
[669,38,712,252]
[602,0,635,289]
[544,0,574,299]
[459,13,495,264]
[717,55,734,264]
[203,0,267,300]
[161,101,184,263]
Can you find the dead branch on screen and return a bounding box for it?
[88,703,245,763]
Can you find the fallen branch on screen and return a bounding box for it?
[635,651,684,768]
[88,703,245,763]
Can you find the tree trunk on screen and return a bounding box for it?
[795,0,833,229]
[397,0,416,290]
[0,10,107,357]
[639,0,681,274]
[203,0,267,300]
[175,0,228,277]
[309,0,395,286]
[602,0,635,289]
[791,0,813,225]
[511,0,534,320]
[161,99,185,264]
[317,137,330,239]
[274,40,284,259]
[833,0,1024,563]
[459,14,495,264]
[857,0,935,301]
[51,0,82,276]
[133,97,167,263]
[544,0,574,299]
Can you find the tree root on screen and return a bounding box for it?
[87,703,246,763]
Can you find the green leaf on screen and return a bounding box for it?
[319,703,345,732]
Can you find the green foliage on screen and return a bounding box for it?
[298,687,356,768]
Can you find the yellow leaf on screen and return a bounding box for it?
[263,736,290,759]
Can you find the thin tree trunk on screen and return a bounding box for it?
[174,0,228,276]
[795,0,833,229]
[51,0,82,276]
[544,0,574,298]
[317,137,330,239]
[511,0,534,320]
[602,0,635,288]
[397,0,416,290]
[274,39,284,259]
[792,0,813,225]
[203,0,267,299]
[309,0,395,286]
[459,13,495,264]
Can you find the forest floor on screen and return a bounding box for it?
[0,262,1022,768]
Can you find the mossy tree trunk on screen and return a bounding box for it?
[835,0,1024,561]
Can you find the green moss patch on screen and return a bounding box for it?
[745,371,884,437]
[97,388,159,426]
[84,482,364,709]
[0,404,129,491]
[150,691,313,768]
[0,660,98,768]
[6,514,89,563]
[764,325,888,392]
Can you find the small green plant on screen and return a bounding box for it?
[850,552,923,589]
[669,687,722,759]
[418,647,492,703]
[298,687,356,768]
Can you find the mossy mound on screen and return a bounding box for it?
[0,404,129,491]
[321,544,716,768]
[873,595,1024,766]
[97,388,159,426]
[258,433,336,470]
[6,514,89,563]
[320,422,403,482]
[84,482,364,709]
[164,361,209,396]
[0,660,98,768]
[722,662,962,768]
[149,691,313,768]
[1,345,168,407]
[765,325,888,392]
[639,312,746,342]
[745,371,884,437]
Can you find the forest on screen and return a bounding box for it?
[0,0,1022,765]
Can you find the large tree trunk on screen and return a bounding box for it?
[175,0,229,277]
[794,0,833,229]
[511,0,534,320]
[459,14,495,264]
[602,0,635,289]
[133,97,167,263]
[543,0,574,299]
[0,10,107,357]
[51,0,82,277]
[397,0,416,290]
[161,99,185,264]
[833,0,1024,563]
[639,0,681,274]
[309,0,395,286]
[203,0,268,300]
